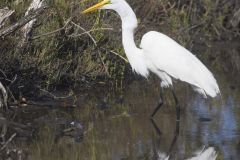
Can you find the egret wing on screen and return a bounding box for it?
[140,31,220,97]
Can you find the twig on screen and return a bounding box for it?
[31,19,71,40]
[22,0,46,39]
[0,122,7,144]
[6,87,17,103]
[185,22,205,32]
[0,7,15,29]
[95,49,110,76]
[0,119,30,130]
[32,26,65,39]
[0,70,16,103]
[71,21,110,76]
[9,74,17,86]
[26,101,76,108]
[0,73,18,86]
[0,133,17,151]
[109,50,128,63]
[71,21,97,45]
[39,88,73,100]
[231,8,240,27]
[68,27,113,38]
[0,5,48,38]
[0,69,7,78]
[0,81,8,109]
[101,47,129,63]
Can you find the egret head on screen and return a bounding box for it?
[82,0,137,28]
[82,0,133,17]
[82,0,124,13]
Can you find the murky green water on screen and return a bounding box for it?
[17,70,239,160]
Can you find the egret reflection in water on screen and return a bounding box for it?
[151,120,217,160]
[186,147,217,160]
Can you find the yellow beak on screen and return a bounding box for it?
[82,0,110,14]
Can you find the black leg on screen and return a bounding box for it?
[151,87,164,118]
[167,121,180,159]
[150,118,180,159]
[171,89,180,121]
[150,118,162,135]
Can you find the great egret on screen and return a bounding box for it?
[82,0,220,119]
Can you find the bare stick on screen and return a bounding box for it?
[0,68,7,78]
[31,19,71,40]
[22,0,45,39]
[0,133,17,151]
[97,50,110,76]
[71,21,97,45]
[0,6,48,38]
[0,7,15,29]
[0,122,7,144]
[101,47,129,63]
[39,87,73,100]
[0,82,8,109]
[231,8,240,27]
[68,27,113,38]
[71,21,110,76]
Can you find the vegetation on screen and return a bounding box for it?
[0,1,240,159]
[0,0,239,96]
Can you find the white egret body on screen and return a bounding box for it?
[83,0,220,118]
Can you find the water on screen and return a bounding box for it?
[9,41,239,160]
[18,70,240,160]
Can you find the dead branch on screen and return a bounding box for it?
[71,21,110,76]
[0,120,7,143]
[0,117,35,138]
[21,0,45,40]
[31,19,71,40]
[68,27,113,38]
[231,8,240,27]
[15,0,46,54]
[101,47,129,63]
[0,5,48,38]
[39,87,73,100]
[0,133,16,151]
[0,119,30,130]
[71,21,97,45]
[0,82,8,109]
[14,0,24,5]
[0,7,15,29]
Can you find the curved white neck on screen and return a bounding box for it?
[118,5,139,63]
[119,8,149,77]
[111,1,149,77]
[122,24,138,59]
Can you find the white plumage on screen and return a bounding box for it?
[83,0,220,98]
[157,147,217,160]
[140,31,220,97]
[186,147,217,160]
